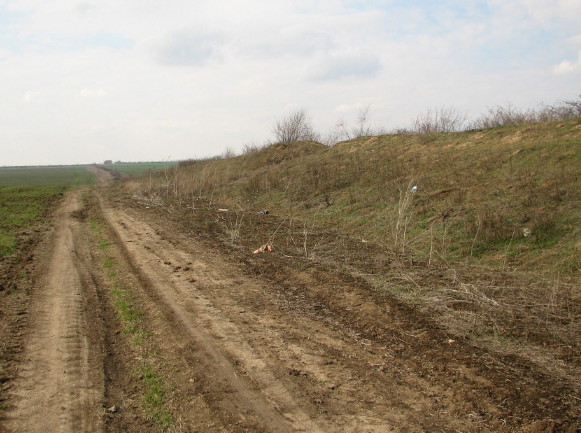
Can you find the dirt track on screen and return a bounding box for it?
[4,191,103,432]
[1,185,579,432]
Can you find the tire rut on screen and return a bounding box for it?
[97,195,504,433]
[100,198,327,433]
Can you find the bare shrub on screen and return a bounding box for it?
[563,94,581,117]
[328,105,374,144]
[223,208,244,243]
[392,179,418,254]
[221,147,236,159]
[470,104,538,129]
[241,142,264,155]
[538,94,581,121]
[411,107,467,134]
[272,109,320,143]
[420,273,581,356]
[470,96,581,129]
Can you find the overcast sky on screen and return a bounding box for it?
[1,0,580,166]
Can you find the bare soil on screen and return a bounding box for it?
[0,184,579,432]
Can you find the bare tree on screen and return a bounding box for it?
[272,109,319,143]
[354,105,372,138]
[411,106,467,133]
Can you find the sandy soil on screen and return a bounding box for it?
[1,187,578,432]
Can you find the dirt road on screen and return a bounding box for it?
[4,191,103,432]
[1,188,578,432]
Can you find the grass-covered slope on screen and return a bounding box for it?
[141,118,581,277]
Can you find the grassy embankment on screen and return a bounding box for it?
[128,118,580,359]
[137,118,580,277]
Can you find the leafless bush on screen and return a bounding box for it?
[221,147,237,159]
[470,96,581,129]
[563,94,581,116]
[241,141,264,155]
[272,109,320,143]
[327,105,373,144]
[411,107,467,134]
[421,274,581,355]
[470,104,539,129]
[222,207,244,243]
[393,179,418,254]
[538,94,581,121]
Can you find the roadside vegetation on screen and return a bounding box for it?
[90,218,173,430]
[124,99,580,373]
[133,117,580,276]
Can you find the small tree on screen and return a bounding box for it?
[272,109,319,143]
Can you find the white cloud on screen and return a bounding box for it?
[1,1,580,165]
[554,60,576,74]
[306,52,382,81]
[334,102,370,113]
[80,88,107,97]
[153,30,225,66]
[22,91,42,103]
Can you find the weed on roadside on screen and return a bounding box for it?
[139,363,173,429]
[89,218,174,430]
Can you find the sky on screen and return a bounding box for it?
[1,0,580,166]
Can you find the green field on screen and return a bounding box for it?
[104,162,178,176]
[0,186,65,256]
[0,162,174,256]
[0,166,95,186]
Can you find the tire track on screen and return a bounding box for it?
[100,198,327,433]
[97,197,471,433]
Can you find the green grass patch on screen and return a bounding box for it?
[88,219,104,234]
[102,256,114,270]
[0,186,64,256]
[104,162,178,177]
[90,222,173,429]
[139,363,173,428]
